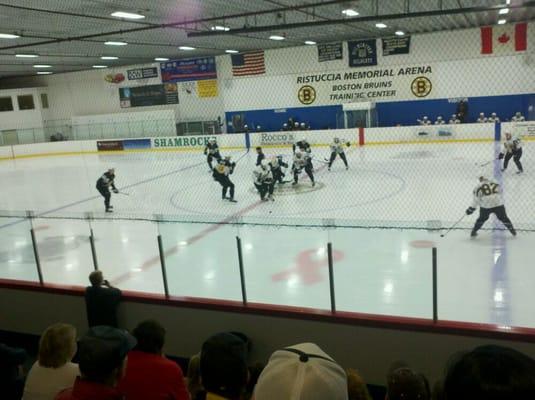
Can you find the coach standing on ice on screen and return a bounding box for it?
[96,168,118,213]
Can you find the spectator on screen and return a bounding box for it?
[243,124,249,133]
[435,116,445,125]
[254,342,348,400]
[476,112,487,123]
[456,100,468,123]
[417,116,431,125]
[55,326,136,400]
[346,368,372,400]
[449,114,460,124]
[117,320,189,400]
[386,366,430,400]
[442,345,535,399]
[186,354,204,400]
[282,123,289,131]
[256,125,262,132]
[23,323,79,400]
[85,271,122,328]
[0,342,28,400]
[512,111,526,122]
[243,362,264,400]
[294,121,300,130]
[300,122,307,130]
[200,332,248,400]
[488,112,500,123]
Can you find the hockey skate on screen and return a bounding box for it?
[312,181,316,187]
[470,230,477,237]
[228,198,237,203]
[105,207,113,213]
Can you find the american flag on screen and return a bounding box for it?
[231,51,265,77]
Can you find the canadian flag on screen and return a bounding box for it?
[481,23,527,54]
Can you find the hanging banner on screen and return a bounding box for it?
[127,67,158,80]
[197,80,218,98]
[119,83,179,108]
[160,57,217,83]
[318,42,343,62]
[348,40,377,67]
[382,36,411,56]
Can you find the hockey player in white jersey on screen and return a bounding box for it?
[328,137,350,171]
[449,114,460,124]
[476,113,487,123]
[292,151,315,187]
[498,132,523,174]
[511,111,526,122]
[253,160,275,201]
[488,112,500,123]
[466,176,516,237]
[434,116,445,125]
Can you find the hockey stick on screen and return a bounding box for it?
[116,191,130,196]
[475,160,495,167]
[440,214,466,237]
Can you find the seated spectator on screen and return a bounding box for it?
[256,125,262,132]
[243,362,265,400]
[442,345,535,399]
[386,365,430,400]
[476,112,487,123]
[55,326,136,400]
[435,116,445,125]
[200,332,248,400]
[512,111,526,122]
[85,271,122,328]
[417,116,431,125]
[281,123,289,131]
[254,342,348,400]
[185,354,204,400]
[243,124,250,133]
[294,121,300,130]
[300,122,307,130]
[0,342,28,400]
[23,323,79,400]
[488,112,500,123]
[346,368,372,400]
[117,320,189,400]
[449,114,460,124]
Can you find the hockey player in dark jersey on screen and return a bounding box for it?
[292,138,311,154]
[270,155,289,184]
[255,146,265,166]
[253,160,275,201]
[204,138,222,171]
[213,156,237,202]
[96,168,119,212]
[328,137,350,171]
[292,151,315,187]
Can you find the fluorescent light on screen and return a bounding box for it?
[111,11,145,20]
[225,49,239,54]
[342,9,359,17]
[211,25,230,31]
[395,31,405,36]
[498,19,507,25]
[15,54,38,58]
[92,65,108,68]
[499,8,509,14]
[269,35,285,40]
[506,0,511,3]
[37,71,53,75]
[0,33,20,39]
[305,40,316,45]
[33,65,51,68]
[101,56,118,60]
[179,46,195,50]
[154,57,169,61]
[104,41,128,46]
[376,23,388,29]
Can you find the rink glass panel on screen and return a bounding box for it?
[158,221,242,302]
[0,216,39,282]
[239,225,332,310]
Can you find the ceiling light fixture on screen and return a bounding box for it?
[104,41,128,46]
[33,65,51,68]
[179,46,195,50]
[37,71,53,75]
[0,33,20,39]
[225,49,239,54]
[376,23,388,29]
[498,19,507,25]
[269,35,285,40]
[154,57,169,61]
[499,8,509,14]
[395,31,405,36]
[15,54,39,58]
[101,56,118,60]
[342,9,359,17]
[111,11,145,20]
[92,65,108,68]
[305,40,317,45]
[211,25,230,31]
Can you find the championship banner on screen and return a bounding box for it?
[348,40,377,67]
[197,80,218,98]
[119,83,178,108]
[318,42,343,62]
[382,36,411,56]
[127,67,158,80]
[160,57,217,83]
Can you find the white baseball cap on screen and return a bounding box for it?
[253,343,348,400]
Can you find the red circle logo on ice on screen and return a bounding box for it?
[409,240,435,248]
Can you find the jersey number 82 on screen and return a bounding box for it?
[480,183,499,196]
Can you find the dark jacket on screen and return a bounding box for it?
[85,285,122,328]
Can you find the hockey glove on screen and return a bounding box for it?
[113,188,119,194]
[498,153,504,160]
[466,207,476,215]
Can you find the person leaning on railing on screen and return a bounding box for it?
[85,271,122,328]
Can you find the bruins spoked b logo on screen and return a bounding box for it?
[411,76,432,98]
[298,85,316,105]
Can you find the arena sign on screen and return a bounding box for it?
[152,136,215,148]
[295,64,433,105]
[260,132,297,145]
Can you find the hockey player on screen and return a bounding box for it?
[253,160,275,201]
[292,151,315,187]
[466,176,516,237]
[328,137,350,171]
[293,138,311,154]
[476,113,487,123]
[488,112,500,123]
[270,155,288,184]
[255,146,265,166]
[417,116,431,125]
[96,168,119,213]
[449,114,461,124]
[213,156,237,202]
[512,111,526,122]
[204,138,222,171]
[434,116,445,125]
[499,132,523,174]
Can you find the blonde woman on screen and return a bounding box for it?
[23,323,79,400]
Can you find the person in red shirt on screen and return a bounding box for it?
[118,320,190,400]
[55,326,136,400]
